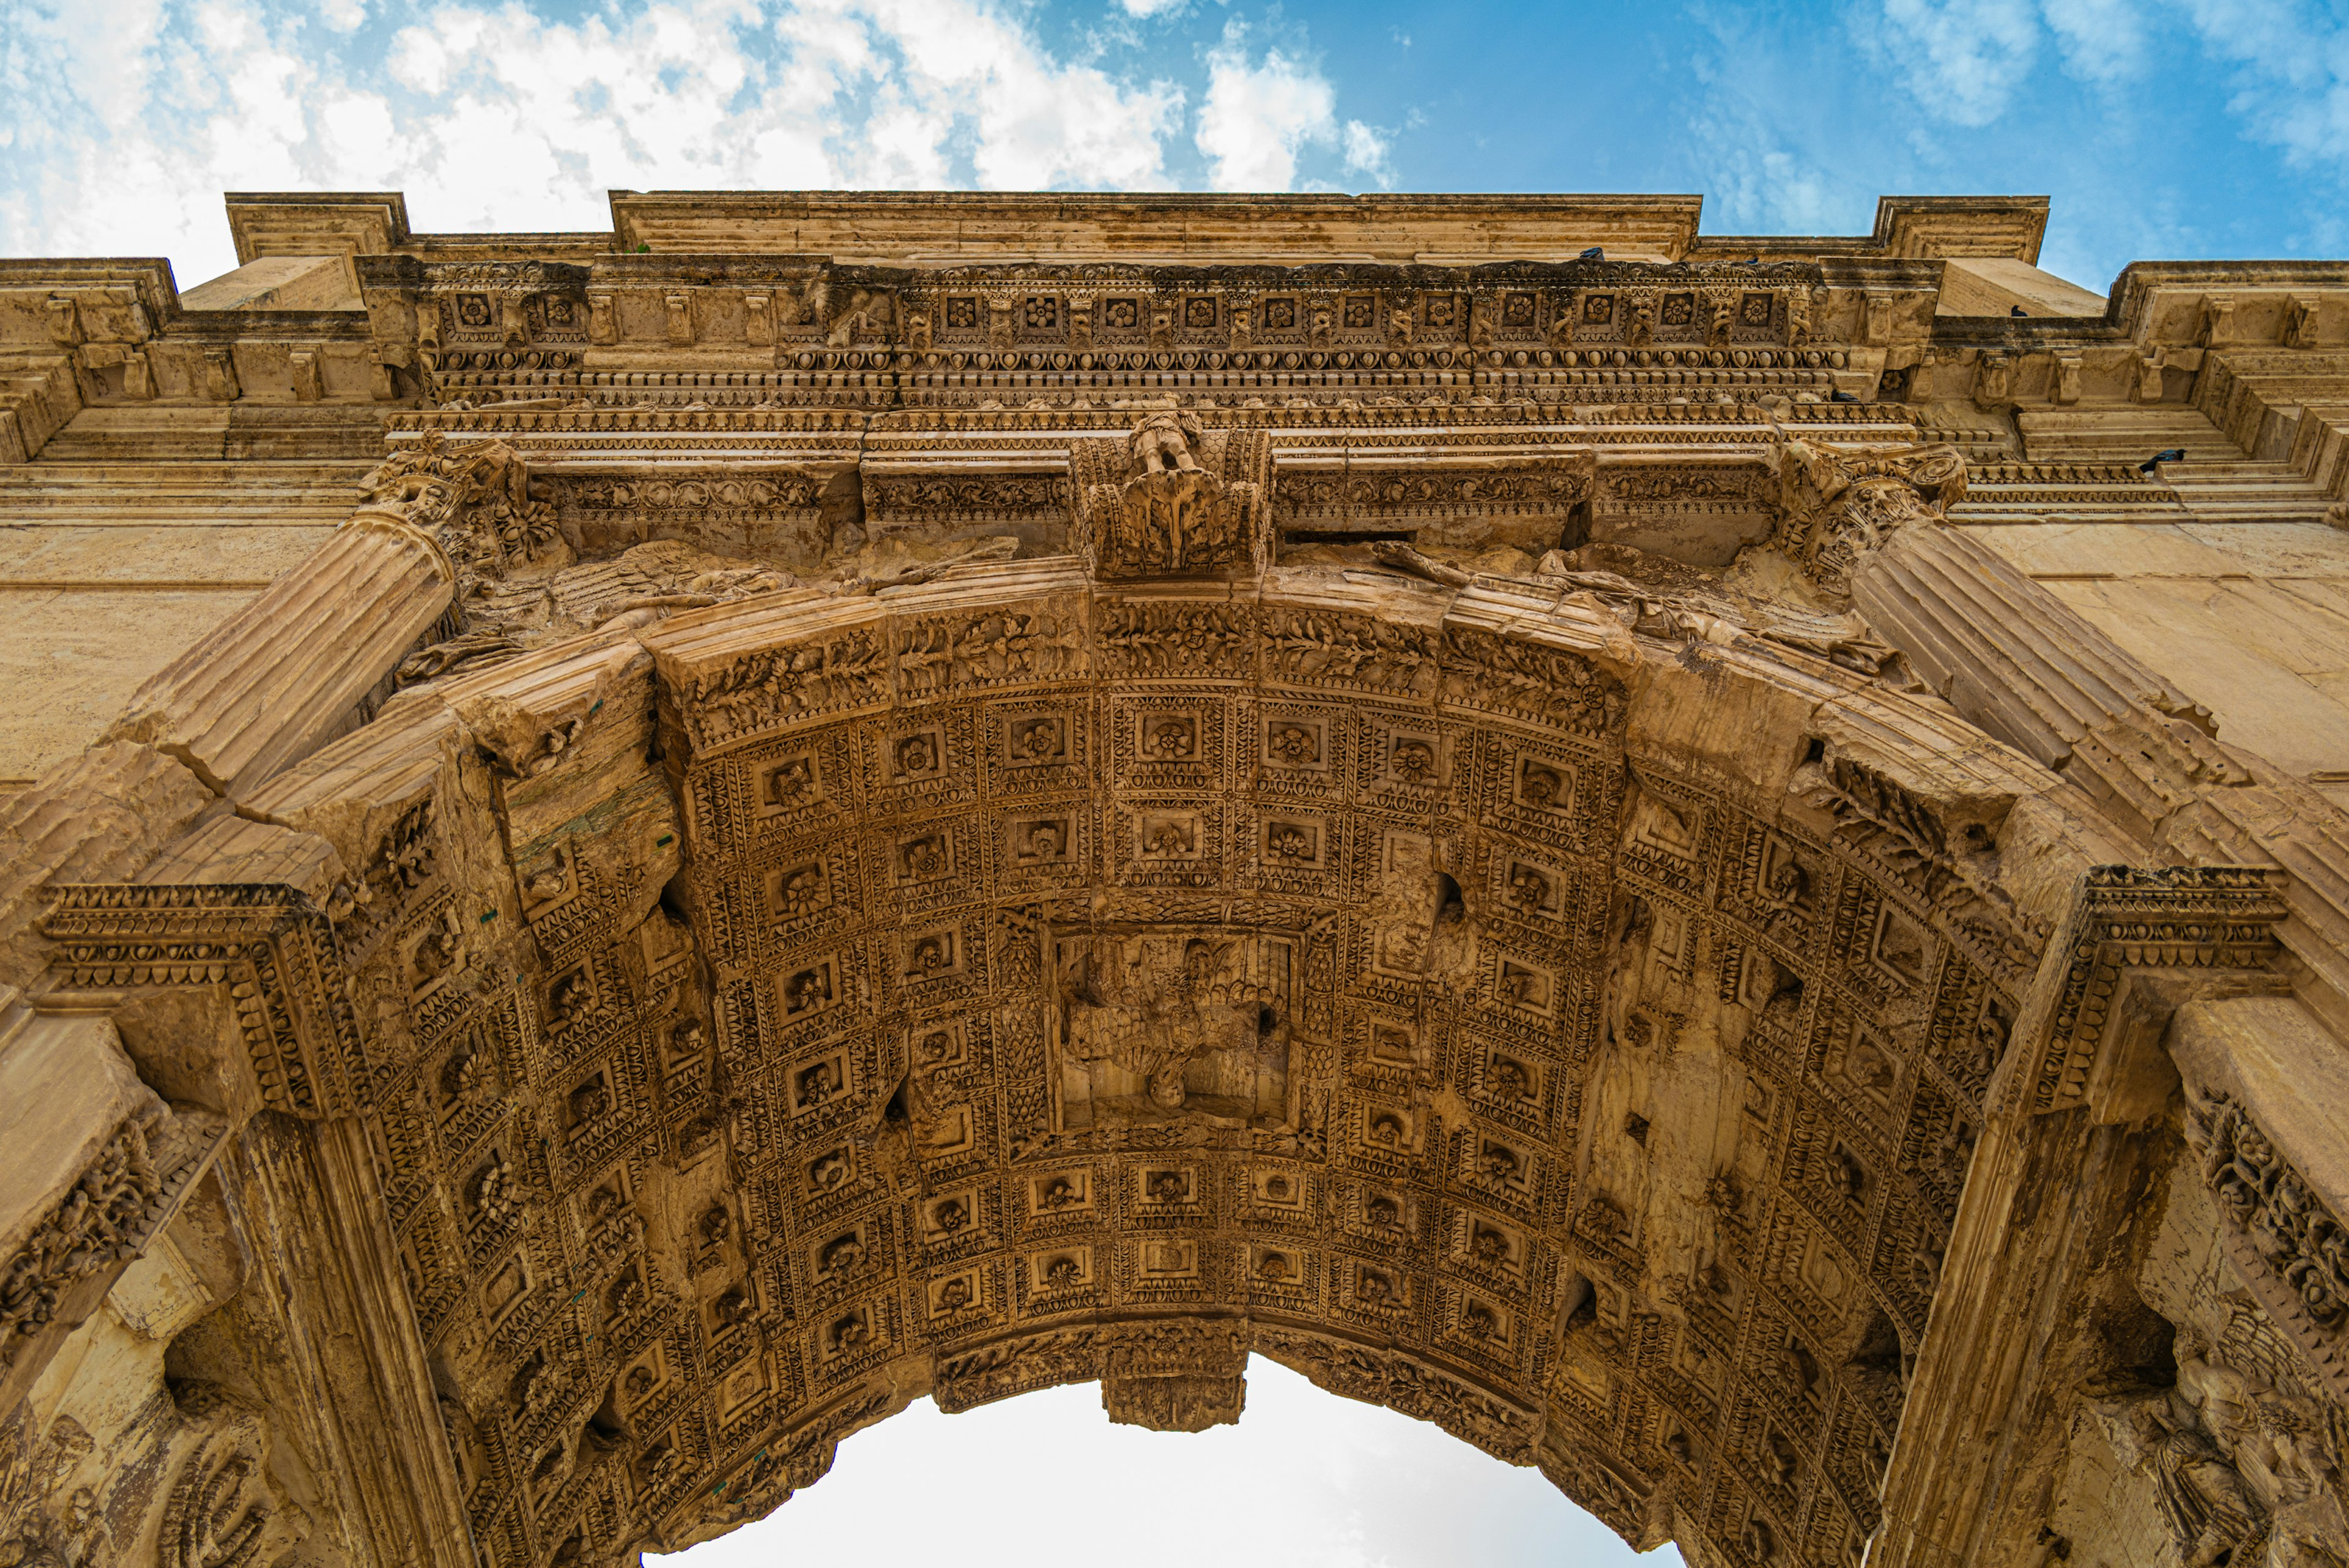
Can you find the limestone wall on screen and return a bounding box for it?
[6,191,2349,1568]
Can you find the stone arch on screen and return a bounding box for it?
[107,556,2085,1567]
[10,196,2349,1568]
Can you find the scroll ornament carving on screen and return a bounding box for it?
[1259,606,1435,697]
[568,475,823,512]
[1795,751,2046,976]
[1258,1329,1537,1460]
[0,1109,166,1364]
[2190,1091,2349,1401]
[684,626,887,749]
[1085,408,1260,578]
[866,473,1066,515]
[703,1388,896,1530]
[1273,461,1592,523]
[1772,439,1967,598]
[1439,626,1627,735]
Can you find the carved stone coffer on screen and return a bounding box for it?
[1050,927,1300,1130]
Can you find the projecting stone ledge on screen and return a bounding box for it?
[1102,1372,1247,1433]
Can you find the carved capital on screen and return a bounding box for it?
[351,434,552,584]
[1772,439,1967,596]
[42,880,363,1119]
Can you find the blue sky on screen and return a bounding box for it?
[5,0,2348,292]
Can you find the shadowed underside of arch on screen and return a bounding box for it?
[78,548,2095,1568]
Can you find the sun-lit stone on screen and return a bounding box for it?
[4,188,2349,1568]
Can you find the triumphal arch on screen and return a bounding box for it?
[6,190,2349,1567]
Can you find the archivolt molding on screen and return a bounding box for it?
[35,521,2143,1567]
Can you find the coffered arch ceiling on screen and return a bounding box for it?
[22,198,2349,1568]
[191,538,2097,1568]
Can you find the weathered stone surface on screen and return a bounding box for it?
[8,187,2349,1568]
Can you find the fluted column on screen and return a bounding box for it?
[1817,437,2349,1006]
[1826,439,2349,1568]
[103,438,526,798]
[1848,521,2243,847]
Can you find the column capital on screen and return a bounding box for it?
[1772,437,1967,596]
[347,434,551,585]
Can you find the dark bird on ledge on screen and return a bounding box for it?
[2139,448,2188,472]
[2011,305,2028,316]
[1579,246,1604,260]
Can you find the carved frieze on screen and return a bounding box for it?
[2188,1091,2349,1400]
[1271,453,1595,552]
[1,1110,165,1365]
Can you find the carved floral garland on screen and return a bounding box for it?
[0,1112,165,1363]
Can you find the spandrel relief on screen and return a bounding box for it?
[1050,928,1300,1132]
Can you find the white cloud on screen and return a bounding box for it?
[1852,0,2041,127]
[650,1357,1672,1568]
[0,0,1384,286]
[1194,19,1384,191]
[1343,119,1390,179]
[1118,0,1189,17]
[2041,0,2147,83]
[2176,0,2349,170]
[1681,9,1869,237]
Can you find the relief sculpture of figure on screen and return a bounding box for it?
[2094,1334,2299,1568]
[1058,933,1290,1127]
[1083,404,1255,578]
[2137,1398,2267,1568]
[1127,404,1205,477]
